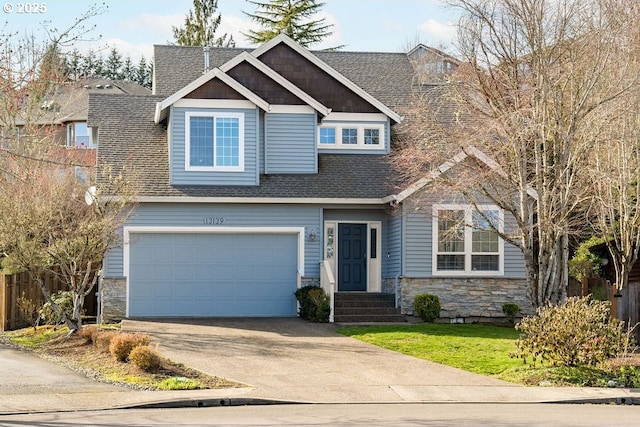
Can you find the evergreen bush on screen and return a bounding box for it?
[502,303,521,325]
[414,293,441,322]
[294,286,330,322]
[39,291,73,325]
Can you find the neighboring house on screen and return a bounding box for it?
[4,78,150,179]
[89,34,531,323]
[408,44,461,84]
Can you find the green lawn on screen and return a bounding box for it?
[337,323,639,386]
[338,323,523,377]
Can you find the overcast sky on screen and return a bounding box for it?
[2,0,460,60]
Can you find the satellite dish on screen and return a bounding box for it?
[84,185,97,206]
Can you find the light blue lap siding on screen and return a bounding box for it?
[169,106,259,186]
[265,112,317,174]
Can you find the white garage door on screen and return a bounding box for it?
[128,233,299,317]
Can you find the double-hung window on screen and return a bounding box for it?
[185,112,244,171]
[433,205,503,275]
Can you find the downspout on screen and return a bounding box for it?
[96,269,103,325]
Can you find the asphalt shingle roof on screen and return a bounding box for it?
[90,93,400,198]
[93,43,427,199]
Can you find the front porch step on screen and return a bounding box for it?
[333,292,406,323]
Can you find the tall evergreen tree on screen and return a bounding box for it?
[121,56,135,82]
[104,48,123,80]
[67,48,82,80]
[135,55,152,88]
[173,0,235,47]
[243,0,339,49]
[38,44,69,83]
[82,49,103,77]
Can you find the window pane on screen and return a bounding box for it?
[472,255,499,271]
[472,210,499,253]
[190,116,214,167]
[326,226,335,259]
[342,128,357,144]
[215,117,239,167]
[437,210,465,252]
[437,254,465,270]
[364,128,380,145]
[319,127,335,144]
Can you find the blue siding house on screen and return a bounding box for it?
[89,35,531,323]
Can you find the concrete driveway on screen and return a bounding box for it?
[123,318,521,403]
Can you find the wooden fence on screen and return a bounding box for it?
[0,271,97,331]
[569,276,639,329]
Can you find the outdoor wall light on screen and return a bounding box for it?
[308,228,318,242]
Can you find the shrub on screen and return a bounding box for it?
[40,291,74,325]
[513,296,630,367]
[94,330,119,353]
[129,345,163,372]
[502,303,521,325]
[16,292,40,330]
[414,293,441,322]
[108,333,151,362]
[77,326,98,345]
[295,286,330,322]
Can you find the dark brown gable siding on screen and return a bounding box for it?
[227,62,304,105]
[258,44,379,113]
[184,78,246,100]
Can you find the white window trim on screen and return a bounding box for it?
[432,204,505,276]
[184,111,245,172]
[317,123,384,149]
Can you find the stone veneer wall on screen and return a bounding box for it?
[385,277,533,321]
[300,277,320,287]
[100,277,126,323]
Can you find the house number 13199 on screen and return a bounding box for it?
[203,217,225,225]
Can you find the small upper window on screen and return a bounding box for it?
[319,127,335,144]
[364,128,380,145]
[67,122,93,148]
[342,128,358,144]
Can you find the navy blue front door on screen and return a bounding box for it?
[338,223,367,291]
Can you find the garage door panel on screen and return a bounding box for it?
[129,233,298,317]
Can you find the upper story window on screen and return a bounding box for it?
[433,204,504,276]
[67,122,93,149]
[317,123,384,149]
[185,112,244,172]
[319,127,335,144]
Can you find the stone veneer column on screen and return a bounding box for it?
[100,277,126,323]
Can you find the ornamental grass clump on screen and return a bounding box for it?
[109,333,151,362]
[129,345,163,372]
[512,296,629,367]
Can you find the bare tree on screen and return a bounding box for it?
[0,160,136,332]
[394,0,639,307]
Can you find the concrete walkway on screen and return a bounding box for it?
[0,318,638,414]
